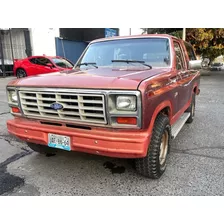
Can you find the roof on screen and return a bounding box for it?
[28,55,63,59]
[90,34,178,44]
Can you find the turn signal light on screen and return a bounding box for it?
[12,107,20,113]
[116,117,137,125]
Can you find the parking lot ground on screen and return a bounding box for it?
[0,71,224,196]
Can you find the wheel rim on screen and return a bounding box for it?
[17,69,26,78]
[159,130,169,166]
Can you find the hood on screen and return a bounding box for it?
[8,67,171,90]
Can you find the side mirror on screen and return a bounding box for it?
[46,63,53,68]
[189,60,202,70]
[201,58,210,67]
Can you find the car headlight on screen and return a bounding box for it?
[116,95,136,111]
[8,90,18,103]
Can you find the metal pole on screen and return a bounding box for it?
[0,30,6,77]
[182,28,186,41]
[9,28,14,62]
[61,38,66,59]
[129,28,131,35]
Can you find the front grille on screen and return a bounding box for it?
[19,90,107,124]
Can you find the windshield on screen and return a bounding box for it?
[76,38,171,69]
[52,58,74,68]
[212,63,222,66]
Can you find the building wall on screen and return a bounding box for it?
[30,28,59,56]
[59,28,119,42]
[55,38,87,63]
[30,28,143,58]
[119,28,143,36]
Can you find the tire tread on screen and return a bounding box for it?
[135,113,171,179]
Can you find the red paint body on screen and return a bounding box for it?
[13,56,73,77]
[7,34,200,158]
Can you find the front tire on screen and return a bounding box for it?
[16,68,27,78]
[135,114,171,179]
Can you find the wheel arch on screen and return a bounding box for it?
[16,67,27,77]
[16,67,26,73]
[147,100,172,134]
[193,83,200,95]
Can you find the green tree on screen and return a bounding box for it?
[186,28,224,62]
[141,28,182,35]
[142,28,224,62]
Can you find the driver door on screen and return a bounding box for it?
[173,41,188,111]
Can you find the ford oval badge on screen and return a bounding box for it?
[50,102,63,110]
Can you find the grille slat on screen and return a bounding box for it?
[79,113,105,118]
[19,90,107,124]
[21,102,39,106]
[21,96,37,100]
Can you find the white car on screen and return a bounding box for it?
[210,62,223,71]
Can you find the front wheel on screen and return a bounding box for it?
[16,68,27,78]
[135,114,171,179]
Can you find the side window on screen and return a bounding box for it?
[174,42,185,70]
[184,42,196,61]
[35,57,52,66]
[29,58,37,64]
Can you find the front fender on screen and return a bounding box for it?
[146,100,172,135]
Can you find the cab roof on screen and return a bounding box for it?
[90,34,179,44]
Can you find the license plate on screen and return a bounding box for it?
[48,133,71,151]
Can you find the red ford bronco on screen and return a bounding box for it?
[6,34,201,178]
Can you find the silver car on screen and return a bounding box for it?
[210,62,223,71]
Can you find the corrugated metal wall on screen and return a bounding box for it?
[0,28,31,76]
[55,38,87,64]
[2,29,27,63]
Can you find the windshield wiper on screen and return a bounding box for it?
[76,62,98,68]
[111,60,152,69]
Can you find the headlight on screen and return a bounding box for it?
[116,95,136,111]
[8,90,18,103]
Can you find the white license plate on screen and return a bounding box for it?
[48,133,71,151]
